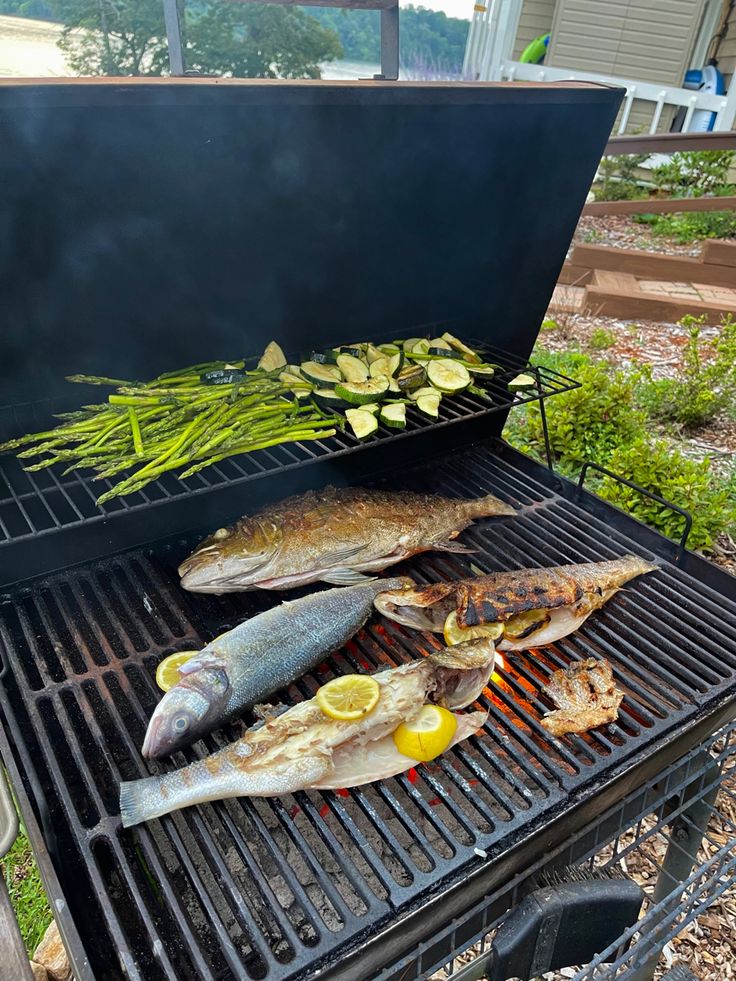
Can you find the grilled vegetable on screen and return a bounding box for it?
[370,352,404,378]
[313,389,352,411]
[345,408,379,440]
[334,379,390,405]
[364,343,384,364]
[336,354,369,383]
[300,361,343,387]
[380,404,406,429]
[427,359,471,393]
[119,640,493,826]
[441,332,481,363]
[397,364,426,390]
[409,386,440,401]
[257,341,287,371]
[509,373,536,392]
[416,393,441,417]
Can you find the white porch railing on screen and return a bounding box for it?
[463,0,736,134]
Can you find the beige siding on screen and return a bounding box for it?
[512,0,556,59]
[717,3,736,82]
[547,0,705,84]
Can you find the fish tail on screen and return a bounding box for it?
[120,775,166,828]
[465,493,516,518]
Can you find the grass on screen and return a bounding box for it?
[1,823,52,955]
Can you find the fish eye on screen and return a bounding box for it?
[173,715,190,734]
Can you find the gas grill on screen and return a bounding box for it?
[1,79,735,981]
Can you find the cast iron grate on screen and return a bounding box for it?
[1,440,736,980]
[0,347,576,550]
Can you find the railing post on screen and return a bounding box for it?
[714,73,736,132]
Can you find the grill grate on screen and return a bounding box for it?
[1,439,735,980]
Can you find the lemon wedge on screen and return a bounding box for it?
[316,674,380,721]
[392,704,458,762]
[155,650,199,692]
[443,610,504,646]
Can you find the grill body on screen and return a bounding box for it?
[1,440,735,980]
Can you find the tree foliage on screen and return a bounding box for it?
[308,4,468,72]
[48,0,342,78]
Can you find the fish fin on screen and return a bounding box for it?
[467,493,516,518]
[321,542,371,564]
[120,775,161,828]
[253,702,290,722]
[322,568,375,585]
[178,652,225,676]
[434,540,477,555]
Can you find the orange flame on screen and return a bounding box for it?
[491,650,508,684]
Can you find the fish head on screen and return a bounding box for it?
[178,518,282,593]
[142,657,231,758]
[429,638,496,710]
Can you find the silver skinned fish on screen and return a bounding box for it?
[120,639,494,827]
[143,577,407,759]
[178,485,515,593]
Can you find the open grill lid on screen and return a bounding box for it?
[0,79,622,407]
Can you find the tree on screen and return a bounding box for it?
[50,1,342,78]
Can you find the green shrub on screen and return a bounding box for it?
[597,438,735,551]
[588,327,616,351]
[633,210,736,243]
[595,153,651,202]
[651,150,735,196]
[505,352,645,474]
[638,315,736,427]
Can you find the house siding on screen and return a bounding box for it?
[512,0,556,60]
[717,3,736,82]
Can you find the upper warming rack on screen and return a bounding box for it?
[0,347,577,584]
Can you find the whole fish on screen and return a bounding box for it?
[143,577,407,759]
[178,485,515,593]
[120,639,494,827]
[374,556,656,650]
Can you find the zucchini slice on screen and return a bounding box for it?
[300,361,343,387]
[441,332,481,364]
[401,337,422,353]
[257,341,287,371]
[416,393,441,418]
[369,352,404,379]
[313,388,351,411]
[427,337,452,351]
[426,359,471,393]
[337,346,363,359]
[508,373,536,392]
[346,408,379,440]
[466,362,496,376]
[279,371,312,397]
[364,343,384,364]
[336,354,369,383]
[308,349,339,365]
[380,403,406,429]
[410,339,431,356]
[409,385,441,401]
[334,378,390,405]
[361,402,381,415]
[397,364,426,390]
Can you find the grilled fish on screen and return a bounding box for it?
[143,577,407,759]
[540,658,623,736]
[374,556,656,650]
[178,485,515,593]
[120,639,494,827]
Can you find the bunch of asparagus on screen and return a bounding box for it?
[0,356,338,505]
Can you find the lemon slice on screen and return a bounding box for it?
[155,651,198,692]
[316,674,381,721]
[392,704,458,762]
[443,610,504,646]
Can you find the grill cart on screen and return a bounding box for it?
[0,80,734,981]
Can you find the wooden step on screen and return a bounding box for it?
[570,243,736,289]
[582,195,736,216]
[592,270,640,291]
[701,240,736,267]
[584,284,736,323]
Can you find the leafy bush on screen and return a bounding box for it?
[596,438,735,551]
[638,315,736,427]
[588,327,616,351]
[595,154,651,202]
[651,151,735,196]
[633,210,736,243]
[506,352,645,475]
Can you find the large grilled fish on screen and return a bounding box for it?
[178,485,515,593]
[374,556,656,650]
[143,577,407,759]
[120,639,494,828]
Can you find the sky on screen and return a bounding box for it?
[400,0,472,20]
